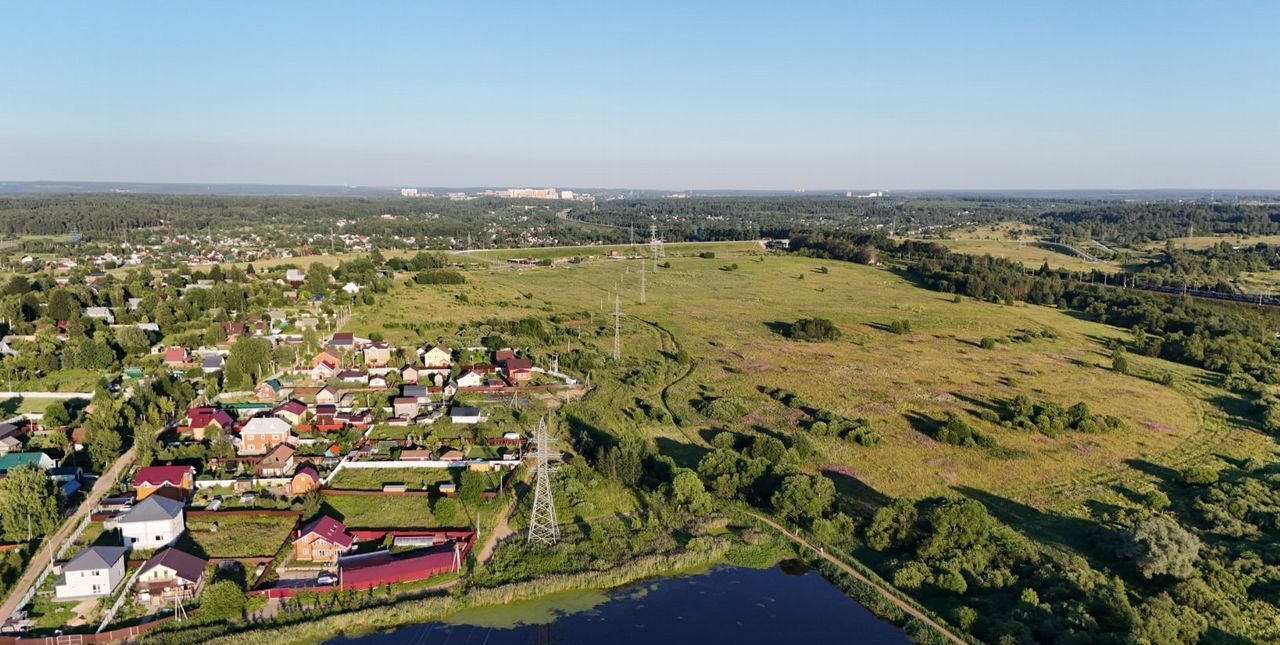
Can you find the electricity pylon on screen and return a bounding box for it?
[649,222,663,270]
[526,417,560,546]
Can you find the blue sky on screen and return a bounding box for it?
[0,1,1276,189]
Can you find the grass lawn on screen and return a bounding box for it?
[328,467,455,491]
[178,513,299,558]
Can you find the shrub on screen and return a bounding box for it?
[893,561,932,590]
[785,318,841,342]
[699,251,716,259]
[887,319,913,334]
[1180,465,1220,485]
[980,337,996,350]
[413,269,466,285]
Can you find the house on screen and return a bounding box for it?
[163,346,189,367]
[392,397,420,419]
[311,360,337,381]
[118,495,185,550]
[255,379,289,402]
[342,282,361,295]
[55,546,127,600]
[503,358,534,383]
[83,307,115,324]
[182,407,234,441]
[313,349,343,368]
[0,452,55,473]
[256,443,296,477]
[401,366,419,384]
[201,354,225,374]
[402,384,428,401]
[314,386,339,406]
[285,268,306,287]
[133,465,195,501]
[368,374,388,389]
[136,548,207,605]
[293,515,355,564]
[272,399,308,425]
[363,343,392,368]
[494,348,516,363]
[295,316,319,330]
[400,449,433,461]
[0,434,23,456]
[337,370,368,385]
[419,366,449,387]
[239,417,293,455]
[289,466,320,495]
[420,345,452,367]
[449,407,485,425]
[222,322,246,339]
[328,332,355,350]
[456,370,485,388]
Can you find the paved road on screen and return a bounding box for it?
[745,511,967,645]
[0,445,137,621]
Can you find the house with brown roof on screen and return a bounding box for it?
[315,386,339,406]
[136,548,208,605]
[294,515,355,564]
[392,397,420,419]
[256,443,296,477]
[328,332,355,350]
[313,349,342,368]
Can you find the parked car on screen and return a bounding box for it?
[316,573,338,586]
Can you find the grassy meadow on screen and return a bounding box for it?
[345,245,1274,547]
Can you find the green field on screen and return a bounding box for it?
[931,238,1120,273]
[179,513,299,558]
[328,467,456,491]
[349,244,1267,520]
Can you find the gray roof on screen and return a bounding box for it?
[451,407,482,417]
[65,546,126,572]
[120,495,184,523]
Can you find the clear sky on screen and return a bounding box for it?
[1,1,1276,189]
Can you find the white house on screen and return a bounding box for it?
[55,546,127,600]
[420,345,452,367]
[83,307,115,324]
[342,282,361,294]
[449,407,485,424]
[456,370,485,388]
[118,495,186,550]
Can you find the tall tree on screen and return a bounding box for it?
[0,465,61,541]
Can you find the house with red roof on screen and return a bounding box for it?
[503,358,534,383]
[272,399,308,425]
[133,465,195,501]
[181,407,234,441]
[294,515,355,564]
[163,347,189,368]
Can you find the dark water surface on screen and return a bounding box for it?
[329,562,910,645]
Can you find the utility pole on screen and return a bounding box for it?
[526,417,560,545]
[612,294,622,361]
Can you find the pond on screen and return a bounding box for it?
[329,561,910,644]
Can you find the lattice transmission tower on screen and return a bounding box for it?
[649,222,663,270]
[527,416,560,545]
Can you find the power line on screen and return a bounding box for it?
[611,294,622,360]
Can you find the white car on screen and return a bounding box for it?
[316,573,338,586]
